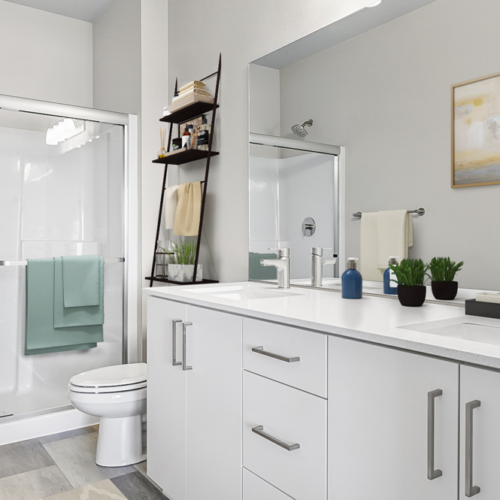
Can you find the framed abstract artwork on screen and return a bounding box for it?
[452,72,500,188]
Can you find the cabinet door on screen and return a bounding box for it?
[328,336,459,500]
[147,296,187,500]
[460,365,500,500]
[185,305,242,500]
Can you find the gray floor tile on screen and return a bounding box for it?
[42,479,126,499]
[39,426,96,444]
[134,460,147,477]
[43,432,135,489]
[111,471,168,500]
[0,465,72,500]
[0,438,54,479]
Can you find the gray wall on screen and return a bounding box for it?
[167,0,375,283]
[0,1,93,106]
[280,0,500,290]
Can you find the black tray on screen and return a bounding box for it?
[465,299,500,320]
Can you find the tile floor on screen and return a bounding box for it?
[0,426,167,500]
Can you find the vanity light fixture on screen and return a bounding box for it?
[366,0,382,7]
[46,119,84,145]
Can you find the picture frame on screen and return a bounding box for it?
[452,71,500,188]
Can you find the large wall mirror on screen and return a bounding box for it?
[248,0,500,301]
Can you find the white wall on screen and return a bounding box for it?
[0,1,93,106]
[279,0,500,290]
[168,0,374,283]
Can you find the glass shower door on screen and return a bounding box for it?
[0,108,125,419]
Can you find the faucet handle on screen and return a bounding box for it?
[312,247,333,256]
[269,247,290,258]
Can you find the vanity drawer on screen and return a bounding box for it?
[243,318,327,397]
[243,371,327,500]
[243,468,294,500]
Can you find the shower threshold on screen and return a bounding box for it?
[0,404,74,424]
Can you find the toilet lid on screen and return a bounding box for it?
[70,363,147,388]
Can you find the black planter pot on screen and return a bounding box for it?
[431,281,458,301]
[397,285,426,307]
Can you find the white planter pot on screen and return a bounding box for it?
[168,264,203,283]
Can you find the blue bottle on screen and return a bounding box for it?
[342,258,362,299]
[383,256,399,295]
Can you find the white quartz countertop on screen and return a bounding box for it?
[143,282,500,369]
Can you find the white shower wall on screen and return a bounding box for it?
[249,151,335,279]
[0,121,125,417]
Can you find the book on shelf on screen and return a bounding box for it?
[167,94,215,114]
[179,80,206,93]
[173,88,212,103]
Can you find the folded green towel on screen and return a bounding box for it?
[54,257,104,328]
[62,255,101,307]
[25,258,103,356]
[249,252,277,280]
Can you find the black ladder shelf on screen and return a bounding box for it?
[146,55,221,287]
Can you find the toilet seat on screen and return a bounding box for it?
[69,363,147,394]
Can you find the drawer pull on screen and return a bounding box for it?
[427,389,443,480]
[465,400,481,497]
[182,322,193,371]
[252,425,300,451]
[252,346,300,363]
[171,320,182,367]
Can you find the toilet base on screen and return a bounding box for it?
[96,414,146,467]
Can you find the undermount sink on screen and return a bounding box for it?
[424,323,500,346]
[187,285,302,301]
[402,319,500,347]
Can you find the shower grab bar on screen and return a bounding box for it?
[352,207,426,219]
[0,257,125,267]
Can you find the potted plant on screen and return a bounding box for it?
[388,258,429,307]
[427,257,463,300]
[167,240,203,283]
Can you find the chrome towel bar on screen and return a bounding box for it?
[352,207,426,219]
[0,257,125,267]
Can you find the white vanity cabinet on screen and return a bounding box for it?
[147,296,242,500]
[460,365,500,500]
[328,336,459,500]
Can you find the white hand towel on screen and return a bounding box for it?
[377,210,413,270]
[360,212,381,282]
[164,185,179,230]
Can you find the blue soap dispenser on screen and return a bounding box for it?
[342,258,362,299]
[383,256,399,295]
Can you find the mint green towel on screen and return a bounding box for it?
[54,257,104,328]
[62,256,101,307]
[249,252,277,280]
[25,259,103,356]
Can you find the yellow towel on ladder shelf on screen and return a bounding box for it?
[174,182,203,236]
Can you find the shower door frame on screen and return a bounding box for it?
[248,133,346,279]
[0,94,139,365]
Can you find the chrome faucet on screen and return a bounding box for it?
[312,247,337,287]
[260,248,291,289]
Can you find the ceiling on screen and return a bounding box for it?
[3,0,114,23]
[252,0,437,69]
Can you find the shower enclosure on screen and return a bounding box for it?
[0,95,137,428]
[249,133,344,282]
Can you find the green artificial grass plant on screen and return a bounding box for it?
[427,257,463,283]
[388,258,429,287]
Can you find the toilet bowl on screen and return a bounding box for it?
[68,363,147,467]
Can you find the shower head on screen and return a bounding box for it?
[291,119,313,137]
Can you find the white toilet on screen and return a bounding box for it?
[68,363,147,467]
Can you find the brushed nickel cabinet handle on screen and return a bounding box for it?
[172,320,182,367]
[465,400,481,497]
[252,346,300,363]
[427,389,443,480]
[252,425,300,451]
[182,322,193,371]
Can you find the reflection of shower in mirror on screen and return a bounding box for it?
[291,119,313,137]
